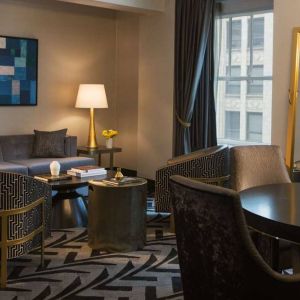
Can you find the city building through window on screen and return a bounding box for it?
[215,11,273,145]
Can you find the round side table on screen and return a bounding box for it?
[88,178,147,252]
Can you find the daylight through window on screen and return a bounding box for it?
[215,11,273,145]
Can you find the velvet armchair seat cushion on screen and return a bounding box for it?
[32,129,68,158]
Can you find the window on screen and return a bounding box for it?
[247,65,263,96]
[226,66,241,95]
[252,17,264,48]
[225,111,240,140]
[247,112,263,142]
[227,19,241,50]
[215,11,273,145]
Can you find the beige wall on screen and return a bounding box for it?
[114,12,139,169]
[0,0,117,149]
[0,0,175,175]
[272,0,300,155]
[137,0,175,179]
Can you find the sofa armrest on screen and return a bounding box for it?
[64,136,77,157]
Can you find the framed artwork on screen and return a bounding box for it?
[0,35,38,106]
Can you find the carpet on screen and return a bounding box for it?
[0,213,183,300]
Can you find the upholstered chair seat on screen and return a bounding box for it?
[170,175,300,300]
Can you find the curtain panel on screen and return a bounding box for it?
[174,0,217,156]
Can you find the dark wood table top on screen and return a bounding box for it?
[240,183,300,243]
[49,171,114,190]
[77,146,122,154]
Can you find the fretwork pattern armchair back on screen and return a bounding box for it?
[0,172,51,288]
[155,145,229,212]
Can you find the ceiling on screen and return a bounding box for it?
[56,0,165,13]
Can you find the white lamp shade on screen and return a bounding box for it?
[75,84,108,108]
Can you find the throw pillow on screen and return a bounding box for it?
[32,129,67,158]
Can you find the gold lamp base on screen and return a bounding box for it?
[87,108,98,148]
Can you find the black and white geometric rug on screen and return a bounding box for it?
[0,213,183,300]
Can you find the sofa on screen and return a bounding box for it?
[0,134,95,175]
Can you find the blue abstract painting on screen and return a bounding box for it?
[0,36,38,106]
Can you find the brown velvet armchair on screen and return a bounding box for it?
[170,175,300,300]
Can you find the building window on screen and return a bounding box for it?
[226,66,241,95]
[227,19,241,50]
[247,112,263,142]
[247,65,264,96]
[252,17,264,49]
[215,11,273,145]
[225,111,240,140]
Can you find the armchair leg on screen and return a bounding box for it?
[0,252,7,289]
[40,232,45,268]
[1,215,7,288]
[41,203,45,269]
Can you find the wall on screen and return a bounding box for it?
[272,0,300,155]
[0,0,175,175]
[0,0,117,148]
[137,0,175,179]
[114,12,139,170]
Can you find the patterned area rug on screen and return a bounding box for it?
[0,213,183,300]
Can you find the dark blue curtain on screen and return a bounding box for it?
[174,0,217,156]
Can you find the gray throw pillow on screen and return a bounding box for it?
[32,129,67,158]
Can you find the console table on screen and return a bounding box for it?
[77,146,122,170]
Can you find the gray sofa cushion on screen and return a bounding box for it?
[32,129,67,158]
[0,162,28,175]
[0,146,3,161]
[9,156,95,176]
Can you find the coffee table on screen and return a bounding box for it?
[49,173,111,229]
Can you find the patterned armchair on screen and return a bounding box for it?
[155,145,229,212]
[0,172,51,288]
[170,175,300,300]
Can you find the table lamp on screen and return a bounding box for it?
[75,84,108,148]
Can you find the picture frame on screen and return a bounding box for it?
[0,35,38,106]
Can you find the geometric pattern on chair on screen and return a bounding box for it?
[0,172,51,259]
[155,145,229,212]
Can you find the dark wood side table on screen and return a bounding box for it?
[88,178,147,252]
[77,146,122,170]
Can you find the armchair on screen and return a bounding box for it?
[0,172,51,288]
[155,145,229,212]
[170,175,300,300]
